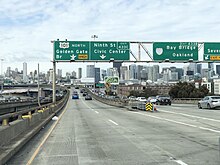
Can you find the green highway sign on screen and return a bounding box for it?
[204,43,220,61]
[90,42,130,60]
[95,83,104,87]
[104,76,119,85]
[54,41,90,61]
[54,41,130,61]
[153,42,198,61]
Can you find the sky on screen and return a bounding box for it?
[0,0,220,77]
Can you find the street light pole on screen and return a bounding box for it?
[0,59,4,93]
[37,63,41,106]
[1,59,4,76]
[91,35,98,89]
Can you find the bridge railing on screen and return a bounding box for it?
[0,90,69,126]
[0,90,69,164]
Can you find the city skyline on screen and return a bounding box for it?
[1,1,220,73]
[2,61,218,85]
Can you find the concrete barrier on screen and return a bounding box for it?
[172,98,201,104]
[0,91,69,165]
[90,92,128,108]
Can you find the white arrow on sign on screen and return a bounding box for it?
[100,54,106,59]
[70,54,76,60]
[205,55,209,60]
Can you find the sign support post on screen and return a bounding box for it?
[52,61,56,104]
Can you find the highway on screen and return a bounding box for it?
[8,93,220,164]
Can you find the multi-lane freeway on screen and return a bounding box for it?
[8,91,220,165]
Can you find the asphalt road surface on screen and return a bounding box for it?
[7,94,220,165]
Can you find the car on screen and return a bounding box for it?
[147,96,157,104]
[198,96,220,109]
[83,92,88,96]
[72,94,79,99]
[72,90,78,94]
[136,97,147,102]
[129,96,136,101]
[156,95,171,105]
[85,95,92,100]
[80,89,86,93]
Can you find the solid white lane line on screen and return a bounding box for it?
[159,109,220,123]
[108,119,119,126]
[174,159,188,165]
[95,111,99,114]
[130,111,220,134]
[199,126,220,133]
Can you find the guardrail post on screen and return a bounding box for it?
[2,118,9,126]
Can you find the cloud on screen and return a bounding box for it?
[0,0,220,74]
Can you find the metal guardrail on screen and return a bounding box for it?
[0,90,69,126]
[172,98,201,104]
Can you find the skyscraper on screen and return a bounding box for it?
[129,64,137,79]
[120,66,128,80]
[78,68,82,79]
[6,67,11,77]
[137,65,143,80]
[86,65,95,78]
[216,65,220,75]
[107,68,118,77]
[57,69,62,79]
[196,64,202,74]
[71,71,76,78]
[208,62,215,77]
[101,69,107,81]
[152,65,159,82]
[147,66,153,81]
[113,62,122,78]
[94,68,100,83]
[140,69,147,80]
[23,62,28,83]
[188,63,197,75]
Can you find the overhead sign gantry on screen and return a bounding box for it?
[54,41,130,61]
[52,40,220,103]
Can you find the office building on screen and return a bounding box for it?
[120,66,128,80]
[72,71,76,78]
[137,65,143,80]
[57,69,62,79]
[196,64,202,74]
[86,65,95,78]
[129,64,137,79]
[101,69,107,81]
[208,62,215,77]
[140,69,147,80]
[94,68,101,83]
[23,62,28,83]
[107,68,118,77]
[176,68,184,80]
[113,62,122,78]
[5,67,11,78]
[78,68,82,79]
[152,65,159,82]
